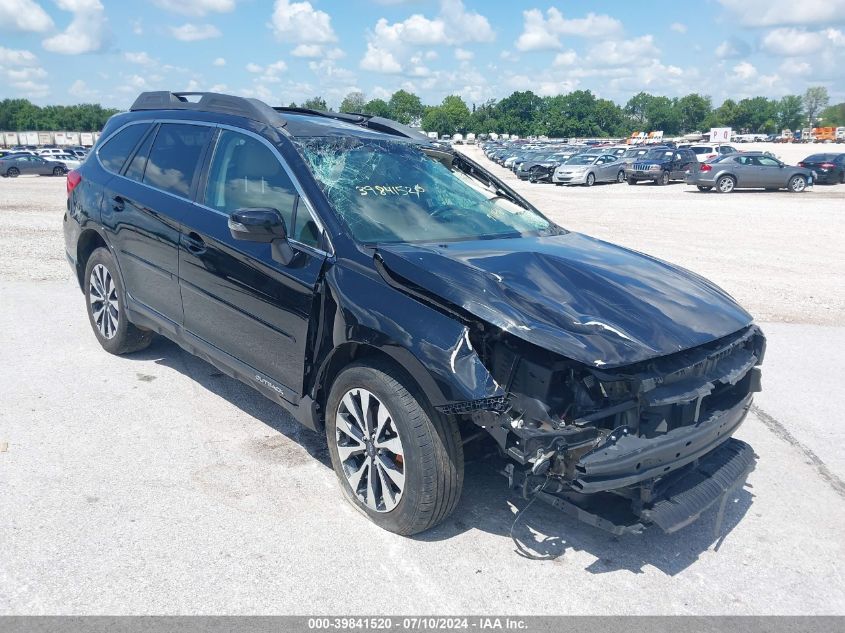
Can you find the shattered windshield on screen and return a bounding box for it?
[296,137,554,244]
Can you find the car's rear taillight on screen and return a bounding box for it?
[66,169,81,197]
[821,162,835,169]
[700,164,712,172]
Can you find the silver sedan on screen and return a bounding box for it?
[553,153,626,186]
[686,152,815,193]
[0,154,69,178]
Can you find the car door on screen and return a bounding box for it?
[596,154,616,181]
[755,155,787,187]
[100,121,214,327]
[730,155,754,186]
[178,127,328,400]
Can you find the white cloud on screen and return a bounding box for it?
[292,44,323,57]
[717,0,845,27]
[516,8,622,51]
[0,0,54,33]
[69,78,98,99]
[586,35,659,66]
[212,57,226,66]
[715,37,750,59]
[455,48,474,61]
[360,0,493,74]
[153,0,236,17]
[42,0,108,55]
[124,51,155,65]
[0,46,39,66]
[553,50,578,66]
[270,0,337,43]
[761,27,845,56]
[245,62,263,73]
[169,23,221,41]
[732,61,758,80]
[670,23,687,34]
[244,60,288,84]
[361,43,403,73]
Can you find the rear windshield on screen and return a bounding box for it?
[690,146,713,154]
[804,154,835,162]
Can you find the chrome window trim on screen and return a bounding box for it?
[95,118,333,257]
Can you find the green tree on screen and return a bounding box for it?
[301,96,329,111]
[495,90,542,136]
[421,106,451,137]
[439,95,470,133]
[675,93,712,132]
[388,89,423,125]
[644,96,681,134]
[776,95,804,131]
[624,92,654,128]
[734,97,777,132]
[819,102,845,127]
[362,98,391,118]
[803,86,829,126]
[339,91,366,113]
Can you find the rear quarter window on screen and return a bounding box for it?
[97,123,149,173]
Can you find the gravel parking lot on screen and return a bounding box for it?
[1,151,844,615]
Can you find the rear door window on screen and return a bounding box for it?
[143,123,213,198]
[124,126,156,182]
[98,123,149,173]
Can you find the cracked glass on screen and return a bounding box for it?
[296,137,553,244]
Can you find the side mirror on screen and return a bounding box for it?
[228,206,296,265]
[228,207,287,243]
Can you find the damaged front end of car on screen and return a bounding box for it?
[461,322,764,535]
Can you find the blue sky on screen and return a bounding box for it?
[1,0,844,109]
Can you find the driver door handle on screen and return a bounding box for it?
[183,232,207,255]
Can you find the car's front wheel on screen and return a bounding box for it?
[788,174,807,193]
[657,171,670,186]
[84,248,153,355]
[716,175,736,193]
[627,177,637,185]
[326,362,463,535]
[585,172,596,187]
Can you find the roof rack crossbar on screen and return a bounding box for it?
[129,91,284,128]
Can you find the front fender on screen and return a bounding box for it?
[315,261,502,407]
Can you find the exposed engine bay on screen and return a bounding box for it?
[457,322,766,534]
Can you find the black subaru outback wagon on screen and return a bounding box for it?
[65,92,764,536]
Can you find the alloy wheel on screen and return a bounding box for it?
[790,176,806,192]
[586,173,595,186]
[335,388,405,513]
[89,264,119,339]
[617,170,625,183]
[718,176,735,193]
[7,167,19,178]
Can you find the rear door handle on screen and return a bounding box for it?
[183,232,206,255]
[112,196,125,212]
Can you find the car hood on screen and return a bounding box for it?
[375,233,753,368]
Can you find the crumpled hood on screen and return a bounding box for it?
[375,233,753,368]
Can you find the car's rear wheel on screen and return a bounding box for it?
[52,166,65,176]
[585,172,596,187]
[697,185,712,192]
[84,248,153,355]
[716,175,736,193]
[788,175,807,193]
[616,170,625,183]
[326,362,463,535]
[6,167,19,178]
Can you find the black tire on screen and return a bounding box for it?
[627,177,637,185]
[7,167,19,178]
[716,175,736,193]
[697,185,712,192]
[616,170,625,183]
[657,171,670,186]
[52,166,65,176]
[839,170,844,184]
[83,247,153,355]
[788,175,807,193]
[326,361,463,536]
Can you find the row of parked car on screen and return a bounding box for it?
[0,146,89,177]
[481,141,845,193]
